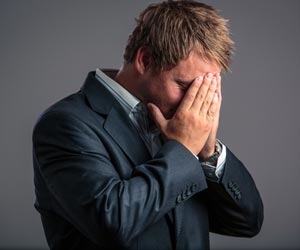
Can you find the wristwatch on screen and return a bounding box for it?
[201,141,222,166]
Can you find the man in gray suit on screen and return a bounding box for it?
[33,1,263,249]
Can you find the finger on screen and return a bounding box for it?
[199,75,217,115]
[147,103,167,132]
[191,73,214,111]
[207,92,219,119]
[177,76,203,111]
[215,73,222,111]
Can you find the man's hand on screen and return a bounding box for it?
[147,73,220,156]
[198,73,222,159]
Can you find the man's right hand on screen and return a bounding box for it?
[147,73,219,156]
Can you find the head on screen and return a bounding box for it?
[119,0,234,119]
[123,0,234,72]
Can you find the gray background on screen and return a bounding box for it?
[0,0,299,249]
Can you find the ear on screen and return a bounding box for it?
[134,47,152,75]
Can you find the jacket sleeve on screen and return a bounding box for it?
[205,148,264,237]
[33,111,208,247]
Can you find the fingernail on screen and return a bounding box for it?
[207,73,213,79]
[197,76,203,82]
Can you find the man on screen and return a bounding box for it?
[33,1,263,249]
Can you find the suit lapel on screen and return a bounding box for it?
[104,101,177,234]
[81,71,150,165]
[81,71,178,236]
[104,105,151,165]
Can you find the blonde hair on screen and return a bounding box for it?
[123,0,234,71]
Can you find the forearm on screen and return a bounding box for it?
[99,140,207,245]
[33,112,208,246]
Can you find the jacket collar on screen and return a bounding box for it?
[80,71,117,115]
[81,71,151,165]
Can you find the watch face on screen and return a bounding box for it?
[211,153,219,164]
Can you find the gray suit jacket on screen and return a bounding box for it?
[33,71,263,250]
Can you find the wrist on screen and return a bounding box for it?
[198,147,215,159]
[199,141,222,165]
[198,140,217,159]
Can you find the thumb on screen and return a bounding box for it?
[147,103,167,131]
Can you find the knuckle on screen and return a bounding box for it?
[197,93,205,102]
[210,111,215,117]
[207,109,215,118]
[175,110,185,121]
[189,113,198,123]
[204,99,210,107]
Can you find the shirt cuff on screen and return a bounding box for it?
[215,140,226,178]
[201,140,227,181]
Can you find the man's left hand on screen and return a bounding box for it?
[198,73,222,159]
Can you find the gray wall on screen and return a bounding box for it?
[0,0,299,249]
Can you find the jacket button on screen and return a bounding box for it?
[176,194,182,204]
[234,189,241,195]
[228,181,238,191]
[191,183,197,192]
[185,189,192,197]
[228,181,234,188]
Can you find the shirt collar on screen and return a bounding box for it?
[95,69,160,136]
[95,68,140,114]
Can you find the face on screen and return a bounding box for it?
[140,51,221,119]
